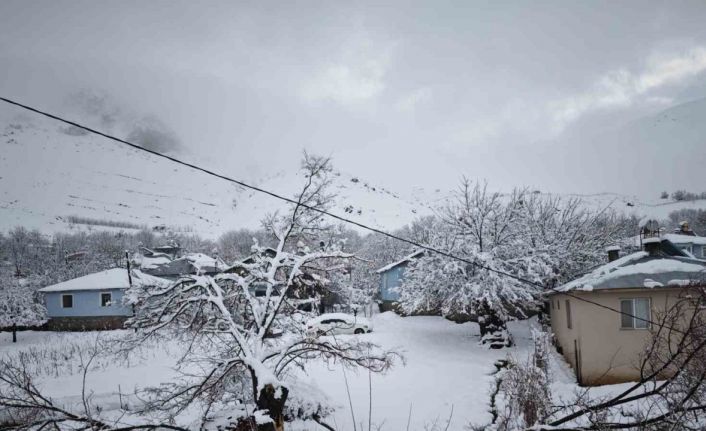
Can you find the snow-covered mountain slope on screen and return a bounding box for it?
[0,112,442,238]
[554,96,706,195]
[2,101,705,239]
[541,191,706,221]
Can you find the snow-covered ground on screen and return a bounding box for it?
[302,313,532,430]
[0,313,610,431]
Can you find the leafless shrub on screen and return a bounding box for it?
[491,329,552,430]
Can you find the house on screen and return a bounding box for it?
[631,221,706,259]
[661,221,706,258]
[138,251,226,279]
[38,268,167,331]
[133,247,173,270]
[222,247,327,310]
[376,250,423,311]
[548,238,706,386]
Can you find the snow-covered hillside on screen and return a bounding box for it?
[543,191,706,221]
[0,111,441,238]
[2,101,705,239]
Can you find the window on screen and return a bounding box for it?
[702,246,706,258]
[61,294,73,308]
[677,244,693,255]
[620,298,651,329]
[100,292,112,307]
[565,300,572,329]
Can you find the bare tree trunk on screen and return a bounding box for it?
[12,323,17,343]
[477,302,511,349]
[256,384,289,431]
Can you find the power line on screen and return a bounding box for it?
[0,96,687,333]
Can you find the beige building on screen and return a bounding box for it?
[549,239,706,386]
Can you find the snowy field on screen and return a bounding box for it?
[0,313,601,431]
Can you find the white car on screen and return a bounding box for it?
[306,313,373,336]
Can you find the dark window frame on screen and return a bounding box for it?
[100,292,112,307]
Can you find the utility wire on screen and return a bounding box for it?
[0,96,692,333]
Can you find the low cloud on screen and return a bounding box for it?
[126,116,182,154]
[549,46,706,131]
[64,90,183,154]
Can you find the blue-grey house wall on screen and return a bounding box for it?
[44,288,132,318]
[671,242,706,259]
[379,263,408,302]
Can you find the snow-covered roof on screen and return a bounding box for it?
[661,233,706,245]
[555,251,706,293]
[185,253,225,269]
[139,255,172,269]
[375,250,424,274]
[38,268,169,293]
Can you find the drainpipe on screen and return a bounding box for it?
[126,251,136,332]
[574,339,582,385]
[125,251,133,286]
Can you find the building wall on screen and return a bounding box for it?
[379,264,407,301]
[672,242,706,258]
[44,288,132,318]
[549,288,686,385]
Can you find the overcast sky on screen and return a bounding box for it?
[2,0,706,199]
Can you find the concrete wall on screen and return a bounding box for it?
[44,288,132,318]
[549,288,686,385]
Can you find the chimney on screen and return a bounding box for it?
[675,221,696,236]
[606,246,620,262]
[642,237,661,256]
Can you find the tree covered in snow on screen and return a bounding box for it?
[398,181,550,347]
[520,193,634,285]
[398,180,630,348]
[0,277,47,342]
[122,154,397,431]
[3,227,48,277]
[667,208,706,236]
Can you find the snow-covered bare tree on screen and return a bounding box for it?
[0,278,47,342]
[520,193,634,285]
[5,227,48,277]
[399,180,552,347]
[122,154,398,430]
[399,181,633,348]
[218,228,275,263]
